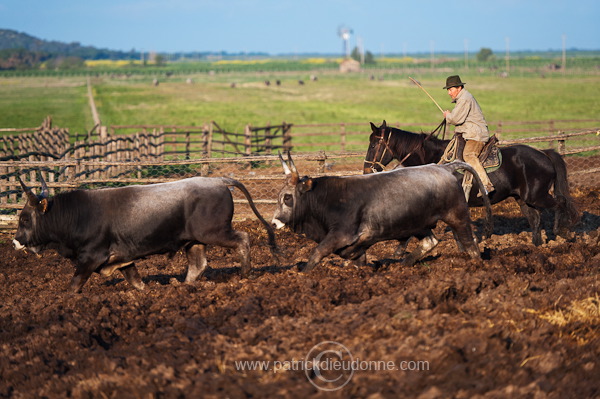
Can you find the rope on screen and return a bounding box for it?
[439,135,458,164]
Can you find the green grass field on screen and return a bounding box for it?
[1,66,599,141]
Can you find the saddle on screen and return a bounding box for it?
[441,134,502,171]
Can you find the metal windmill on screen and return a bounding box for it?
[337,25,353,58]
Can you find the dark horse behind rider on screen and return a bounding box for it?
[363,121,579,246]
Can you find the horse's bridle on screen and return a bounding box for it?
[364,120,447,173]
[364,129,394,172]
[364,128,419,172]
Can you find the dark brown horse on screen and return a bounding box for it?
[363,121,579,245]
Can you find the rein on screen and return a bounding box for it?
[364,119,447,172]
[364,130,394,172]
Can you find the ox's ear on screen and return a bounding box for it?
[382,120,387,128]
[37,171,49,213]
[38,198,49,213]
[370,122,378,133]
[298,177,314,194]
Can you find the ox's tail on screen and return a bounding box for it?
[442,162,494,238]
[542,149,580,230]
[224,179,280,261]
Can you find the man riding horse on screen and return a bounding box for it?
[442,75,495,195]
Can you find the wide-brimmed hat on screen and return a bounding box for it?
[443,75,466,89]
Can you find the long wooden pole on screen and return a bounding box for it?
[408,77,444,114]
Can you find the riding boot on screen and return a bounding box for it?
[464,140,494,194]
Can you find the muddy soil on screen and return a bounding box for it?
[1,188,599,398]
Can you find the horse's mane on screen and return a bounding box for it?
[387,127,427,162]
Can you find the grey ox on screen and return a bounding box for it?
[14,175,277,292]
[271,153,492,271]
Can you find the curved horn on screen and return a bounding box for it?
[17,175,40,207]
[278,151,292,176]
[37,171,49,198]
[286,151,299,185]
[286,151,298,174]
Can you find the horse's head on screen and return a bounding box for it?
[363,120,431,173]
[363,120,396,174]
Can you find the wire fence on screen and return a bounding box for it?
[1,119,599,230]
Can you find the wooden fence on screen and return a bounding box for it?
[1,118,599,229]
[1,119,293,183]
[287,119,600,153]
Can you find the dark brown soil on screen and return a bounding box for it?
[1,188,599,398]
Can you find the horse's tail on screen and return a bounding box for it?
[441,161,493,238]
[542,149,580,228]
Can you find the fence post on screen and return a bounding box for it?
[244,124,252,156]
[158,127,165,161]
[9,171,16,204]
[496,121,502,141]
[134,133,142,178]
[264,122,271,154]
[283,122,292,153]
[0,155,7,206]
[340,123,346,152]
[317,151,327,173]
[151,129,158,158]
[558,133,566,154]
[201,123,212,176]
[186,131,191,160]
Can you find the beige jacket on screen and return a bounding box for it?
[445,88,490,142]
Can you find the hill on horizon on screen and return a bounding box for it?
[0,29,271,61]
[1,28,598,62]
[0,29,138,60]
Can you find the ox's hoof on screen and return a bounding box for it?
[400,256,418,268]
[299,262,317,273]
[120,265,145,291]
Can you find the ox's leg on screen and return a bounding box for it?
[353,252,367,267]
[99,261,134,277]
[189,221,251,277]
[517,199,543,246]
[185,244,208,283]
[393,238,412,258]
[303,235,350,272]
[120,264,145,291]
[211,230,251,277]
[451,229,481,259]
[70,264,95,293]
[402,234,439,267]
[235,231,252,277]
[444,215,481,259]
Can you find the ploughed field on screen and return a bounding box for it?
[0,188,599,398]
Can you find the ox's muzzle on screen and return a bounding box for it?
[271,218,286,230]
[12,239,25,251]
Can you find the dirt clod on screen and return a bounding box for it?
[0,189,599,397]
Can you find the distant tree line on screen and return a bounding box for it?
[0,29,272,71]
[350,46,376,64]
[0,29,138,70]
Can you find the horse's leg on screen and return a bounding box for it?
[517,199,543,246]
[548,194,575,238]
[521,184,573,241]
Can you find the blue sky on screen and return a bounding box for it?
[1,0,598,55]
